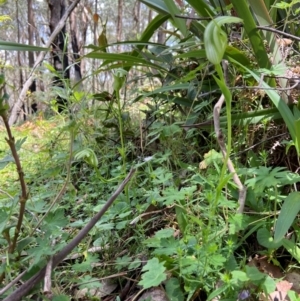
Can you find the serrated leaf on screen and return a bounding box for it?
[274,192,300,242]
[43,208,68,232]
[72,254,99,273]
[139,258,167,289]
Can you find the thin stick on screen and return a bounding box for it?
[3,168,136,301]
[213,62,246,214]
[257,25,300,42]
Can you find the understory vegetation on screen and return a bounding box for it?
[2,0,300,300]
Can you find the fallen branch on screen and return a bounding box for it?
[3,168,136,301]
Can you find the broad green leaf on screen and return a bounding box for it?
[165,278,184,301]
[140,0,169,15]
[75,148,98,167]
[245,266,265,281]
[224,46,251,67]
[257,228,283,249]
[204,16,243,64]
[154,228,174,239]
[72,254,99,273]
[231,271,249,282]
[261,276,276,294]
[163,0,188,37]
[44,208,69,230]
[139,258,167,289]
[186,0,214,17]
[0,40,48,51]
[274,192,300,242]
[153,237,179,256]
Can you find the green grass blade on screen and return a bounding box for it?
[230,0,271,69]
[282,238,300,262]
[163,0,188,37]
[0,40,49,51]
[232,59,296,143]
[139,0,169,15]
[274,192,300,243]
[186,0,214,17]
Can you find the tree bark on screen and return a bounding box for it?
[116,0,123,52]
[48,0,70,89]
[69,0,82,84]
[134,0,140,35]
[157,21,167,44]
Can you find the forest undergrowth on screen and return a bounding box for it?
[1,92,300,301]
[2,0,300,300]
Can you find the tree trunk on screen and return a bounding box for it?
[48,0,70,112]
[134,0,140,35]
[23,0,37,120]
[116,0,123,52]
[157,21,167,44]
[69,0,82,84]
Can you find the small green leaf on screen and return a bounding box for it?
[231,271,249,282]
[139,258,167,289]
[274,192,300,242]
[245,266,265,281]
[257,228,283,249]
[165,278,184,301]
[282,238,300,262]
[261,276,276,294]
[72,254,99,273]
[175,204,188,233]
[75,148,98,167]
[154,228,174,239]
